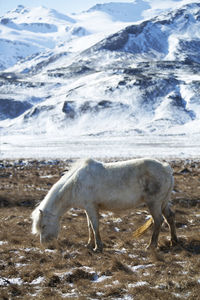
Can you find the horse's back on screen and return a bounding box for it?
[77,158,172,187]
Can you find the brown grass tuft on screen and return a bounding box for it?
[47,275,61,287]
[65,268,96,283]
[111,259,133,274]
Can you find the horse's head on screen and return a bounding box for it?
[32,209,60,245]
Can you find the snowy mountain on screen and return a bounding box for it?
[0,4,134,71]
[87,1,151,22]
[0,2,200,158]
[0,5,75,70]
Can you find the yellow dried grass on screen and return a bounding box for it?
[132,217,153,238]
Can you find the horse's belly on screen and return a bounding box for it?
[98,190,143,211]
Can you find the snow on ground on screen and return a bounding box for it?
[1,133,200,159]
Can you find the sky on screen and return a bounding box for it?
[0,0,133,15]
[0,0,196,17]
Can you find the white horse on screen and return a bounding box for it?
[31,158,178,252]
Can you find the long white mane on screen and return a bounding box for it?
[31,159,84,235]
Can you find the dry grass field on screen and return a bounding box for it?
[0,158,200,300]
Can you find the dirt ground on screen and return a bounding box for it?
[0,158,200,300]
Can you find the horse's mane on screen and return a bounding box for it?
[31,207,42,235]
[31,159,85,235]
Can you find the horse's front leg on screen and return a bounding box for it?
[85,204,103,252]
[85,212,95,249]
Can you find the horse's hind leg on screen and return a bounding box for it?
[147,202,164,249]
[162,205,178,246]
[85,205,103,252]
[85,212,95,249]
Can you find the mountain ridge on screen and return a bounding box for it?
[86,1,151,22]
[0,2,200,157]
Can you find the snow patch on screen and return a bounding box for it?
[128,281,149,288]
[0,277,23,286]
[30,276,45,285]
[131,264,155,271]
[0,241,8,245]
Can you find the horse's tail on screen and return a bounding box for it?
[132,217,153,238]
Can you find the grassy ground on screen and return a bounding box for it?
[0,158,200,299]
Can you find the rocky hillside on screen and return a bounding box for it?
[0,2,200,158]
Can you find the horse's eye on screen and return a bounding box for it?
[41,225,46,229]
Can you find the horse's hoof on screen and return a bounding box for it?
[93,245,103,253]
[170,240,180,248]
[86,243,95,250]
[146,245,164,261]
[146,244,156,251]
[170,238,179,247]
[93,243,104,253]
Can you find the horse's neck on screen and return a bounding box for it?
[43,180,73,218]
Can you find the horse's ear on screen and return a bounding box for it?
[39,209,43,216]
